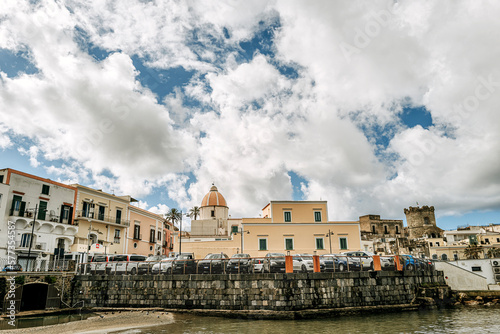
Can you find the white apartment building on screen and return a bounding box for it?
[0,169,78,270]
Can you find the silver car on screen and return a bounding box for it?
[151,256,177,274]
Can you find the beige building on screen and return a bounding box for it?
[127,205,174,257]
[181,187,361,259]
[70,185,134,258]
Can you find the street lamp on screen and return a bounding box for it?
[84,200,94,274]
[327,229,334,254]
[26,204,39,272]
[236,227,250,253]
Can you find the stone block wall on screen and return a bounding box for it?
[72,270,447,311]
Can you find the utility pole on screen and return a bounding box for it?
[239,227,249,253]
[179,211,182,256]
[327,229,334,254]
[27,204,38,271]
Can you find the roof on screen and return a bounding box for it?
[201,184,227,207]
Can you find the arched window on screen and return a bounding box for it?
[384,225,388,234]
[441,253,448,261]
[432,254,438,260]
[395,225,400,234]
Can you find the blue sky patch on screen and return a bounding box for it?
[0,48,38,78]
[400,106,433,129]
[132,56,195,103]
[288,170,308,200]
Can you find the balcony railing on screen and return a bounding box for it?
[16,242,48,251]
[76,210,130,227]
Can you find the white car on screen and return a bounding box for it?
[151,257,177,274]
[107,254,147,275]
[342,251,393,270]
[293,254,315,272]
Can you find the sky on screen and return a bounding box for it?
[1,0,500,231]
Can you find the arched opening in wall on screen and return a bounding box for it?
[20,283,60,311]
[441,254,448,261]
[424,217,430,225]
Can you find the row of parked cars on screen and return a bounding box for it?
[84,251,433,275]
[143,251,432,275]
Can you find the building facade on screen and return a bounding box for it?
[190,184,230,237]
[0,169,78,270]
[127,205,173,256]
[70,185,133,259]
[181,191,362,259]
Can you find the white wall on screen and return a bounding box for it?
[434,261,490,291]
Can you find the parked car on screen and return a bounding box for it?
[151,256,177,274]
[263,253,286,273]
[342,251,394,270]
[252,257,265,273]
[293,254,323,272]
[90,254,112,274]
[226,253,252,274]
[400,255,430,271]
[172,253,197,274]
[198,253,229,274]
[138,255,167,274]
[107,254,147,275]
[3,264,22,272]
[321,254,348,272]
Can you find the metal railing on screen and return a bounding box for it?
[76,210,130,226]
[73,255,435,276]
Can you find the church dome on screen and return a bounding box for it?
[201,184,227,207]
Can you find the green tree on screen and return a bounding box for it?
[189,206,200,220]
[486,247,500,259]
[463,244,483,259]
[166,208,182,228]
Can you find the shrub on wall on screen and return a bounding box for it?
[44,276,57,284]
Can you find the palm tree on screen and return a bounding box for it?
[166,208,182,228]
[486,247,500,259]
[189,206,200,220]
[463,244,483,259]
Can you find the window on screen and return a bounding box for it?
[158,231,161,241]
[211,210,215,217]
[150,228,156,243]
[0,175,4,183]
[436,242,440,246]
[314,211,322,222]
[20,233,32,247]
[115,209,122,224]
[339,237,348,250]
[432,254,438,260]
[441,254,448,260]
[285,238,294,250]
[429,242,433,247]
[372,225,376,234]
[258,238,268,251]
[98,206,105,220]
[134,224,141,240]
[497,238,500,243]
[133,242,138,249]
[61,205,71,224]
[41,184,50,195]
[231,225,239,234]
[395,225,400,234]
[284,211,292,222]
[114,229,120,244]
[384,225,388,234]
[471,266,482,272]
[424,217,430,225]
[485,238,490,244]
[82,202,94,218]
[316,238,324,250]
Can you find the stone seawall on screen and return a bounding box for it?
[72,270,448,314]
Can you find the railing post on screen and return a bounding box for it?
[373,255,382,271]
[313,255,320,273]
[395,255,402,271]
[285,255,293,273]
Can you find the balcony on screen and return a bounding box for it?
[16,242,48,252]
[76,210,130,227]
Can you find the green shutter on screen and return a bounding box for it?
[340,237,347,250]
[38,201,47,220]
[19,201,26,217]
[259,239,267,251]
[231,226,239,234]
[285,238,293,250]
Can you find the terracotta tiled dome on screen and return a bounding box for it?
[201,184,227,207]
